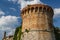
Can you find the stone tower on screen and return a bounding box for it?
[21,4,55,40]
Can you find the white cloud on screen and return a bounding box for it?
[0,15,20,30]
[0,27,11,31]
[7,29,15,36]
[8,0,17,3]
[0,10,20,37]
[54,8,60,14]
[10,8,16,11]
[18,0,44,10]
[53,8,60,27]
[8,0,44,10]
[0,27,15,36]
[0,10,5,16]
[0,15,20,36]
[54,8,60,17]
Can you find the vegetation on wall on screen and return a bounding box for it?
[13,25,60,40]
[54,27,60,40]
[25,29,29,33]
[13,25,22,40]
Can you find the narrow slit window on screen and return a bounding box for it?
[35,7,38,12]
[47,8,49,12]
[28,8,30,13]
[31,7,34,12]
[43,7,46,12]
[25,10,27,14]
[39,7,42,12]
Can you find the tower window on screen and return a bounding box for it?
[28,8,30,13]
[31,7,34,12]
[35,7,38,12]
[39,7,42,12]
[22,11,24,15]
[50,9,53,13]
[43,7,46,12]
[25,10,27,14]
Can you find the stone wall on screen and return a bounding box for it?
[21,4,55,40]
[21,30,55,40]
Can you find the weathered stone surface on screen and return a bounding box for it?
[21,4,55,40]
[21,31,55,40]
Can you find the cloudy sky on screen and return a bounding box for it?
[0,0,60,40]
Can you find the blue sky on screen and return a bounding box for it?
[0,0,60,40]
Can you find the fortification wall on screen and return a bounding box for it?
[21,30,55,40]
[21,4,54,32]
[21,4,55,40]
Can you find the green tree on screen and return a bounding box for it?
[13,25,22,40]
[54,27,60,40]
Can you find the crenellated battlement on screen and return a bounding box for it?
[21,4,54,16]
[21,4,55,40]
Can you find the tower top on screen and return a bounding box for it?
[21,4,54,14]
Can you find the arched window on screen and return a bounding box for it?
[39,7,42,12]
[31,7,34,12]
[43,7,46,12]
[28,8,30,13]
[50,8,53,13]
[47,8,49,12]
[35,7,38,12]
[25,10,27,14]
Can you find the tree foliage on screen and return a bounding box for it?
[13,25,60,40]
[54,27,60,40]
[13,25,22,40]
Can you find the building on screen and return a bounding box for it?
[21,4,56,40]
[2,32,13,40]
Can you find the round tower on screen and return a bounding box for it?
[21,4,55,40]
